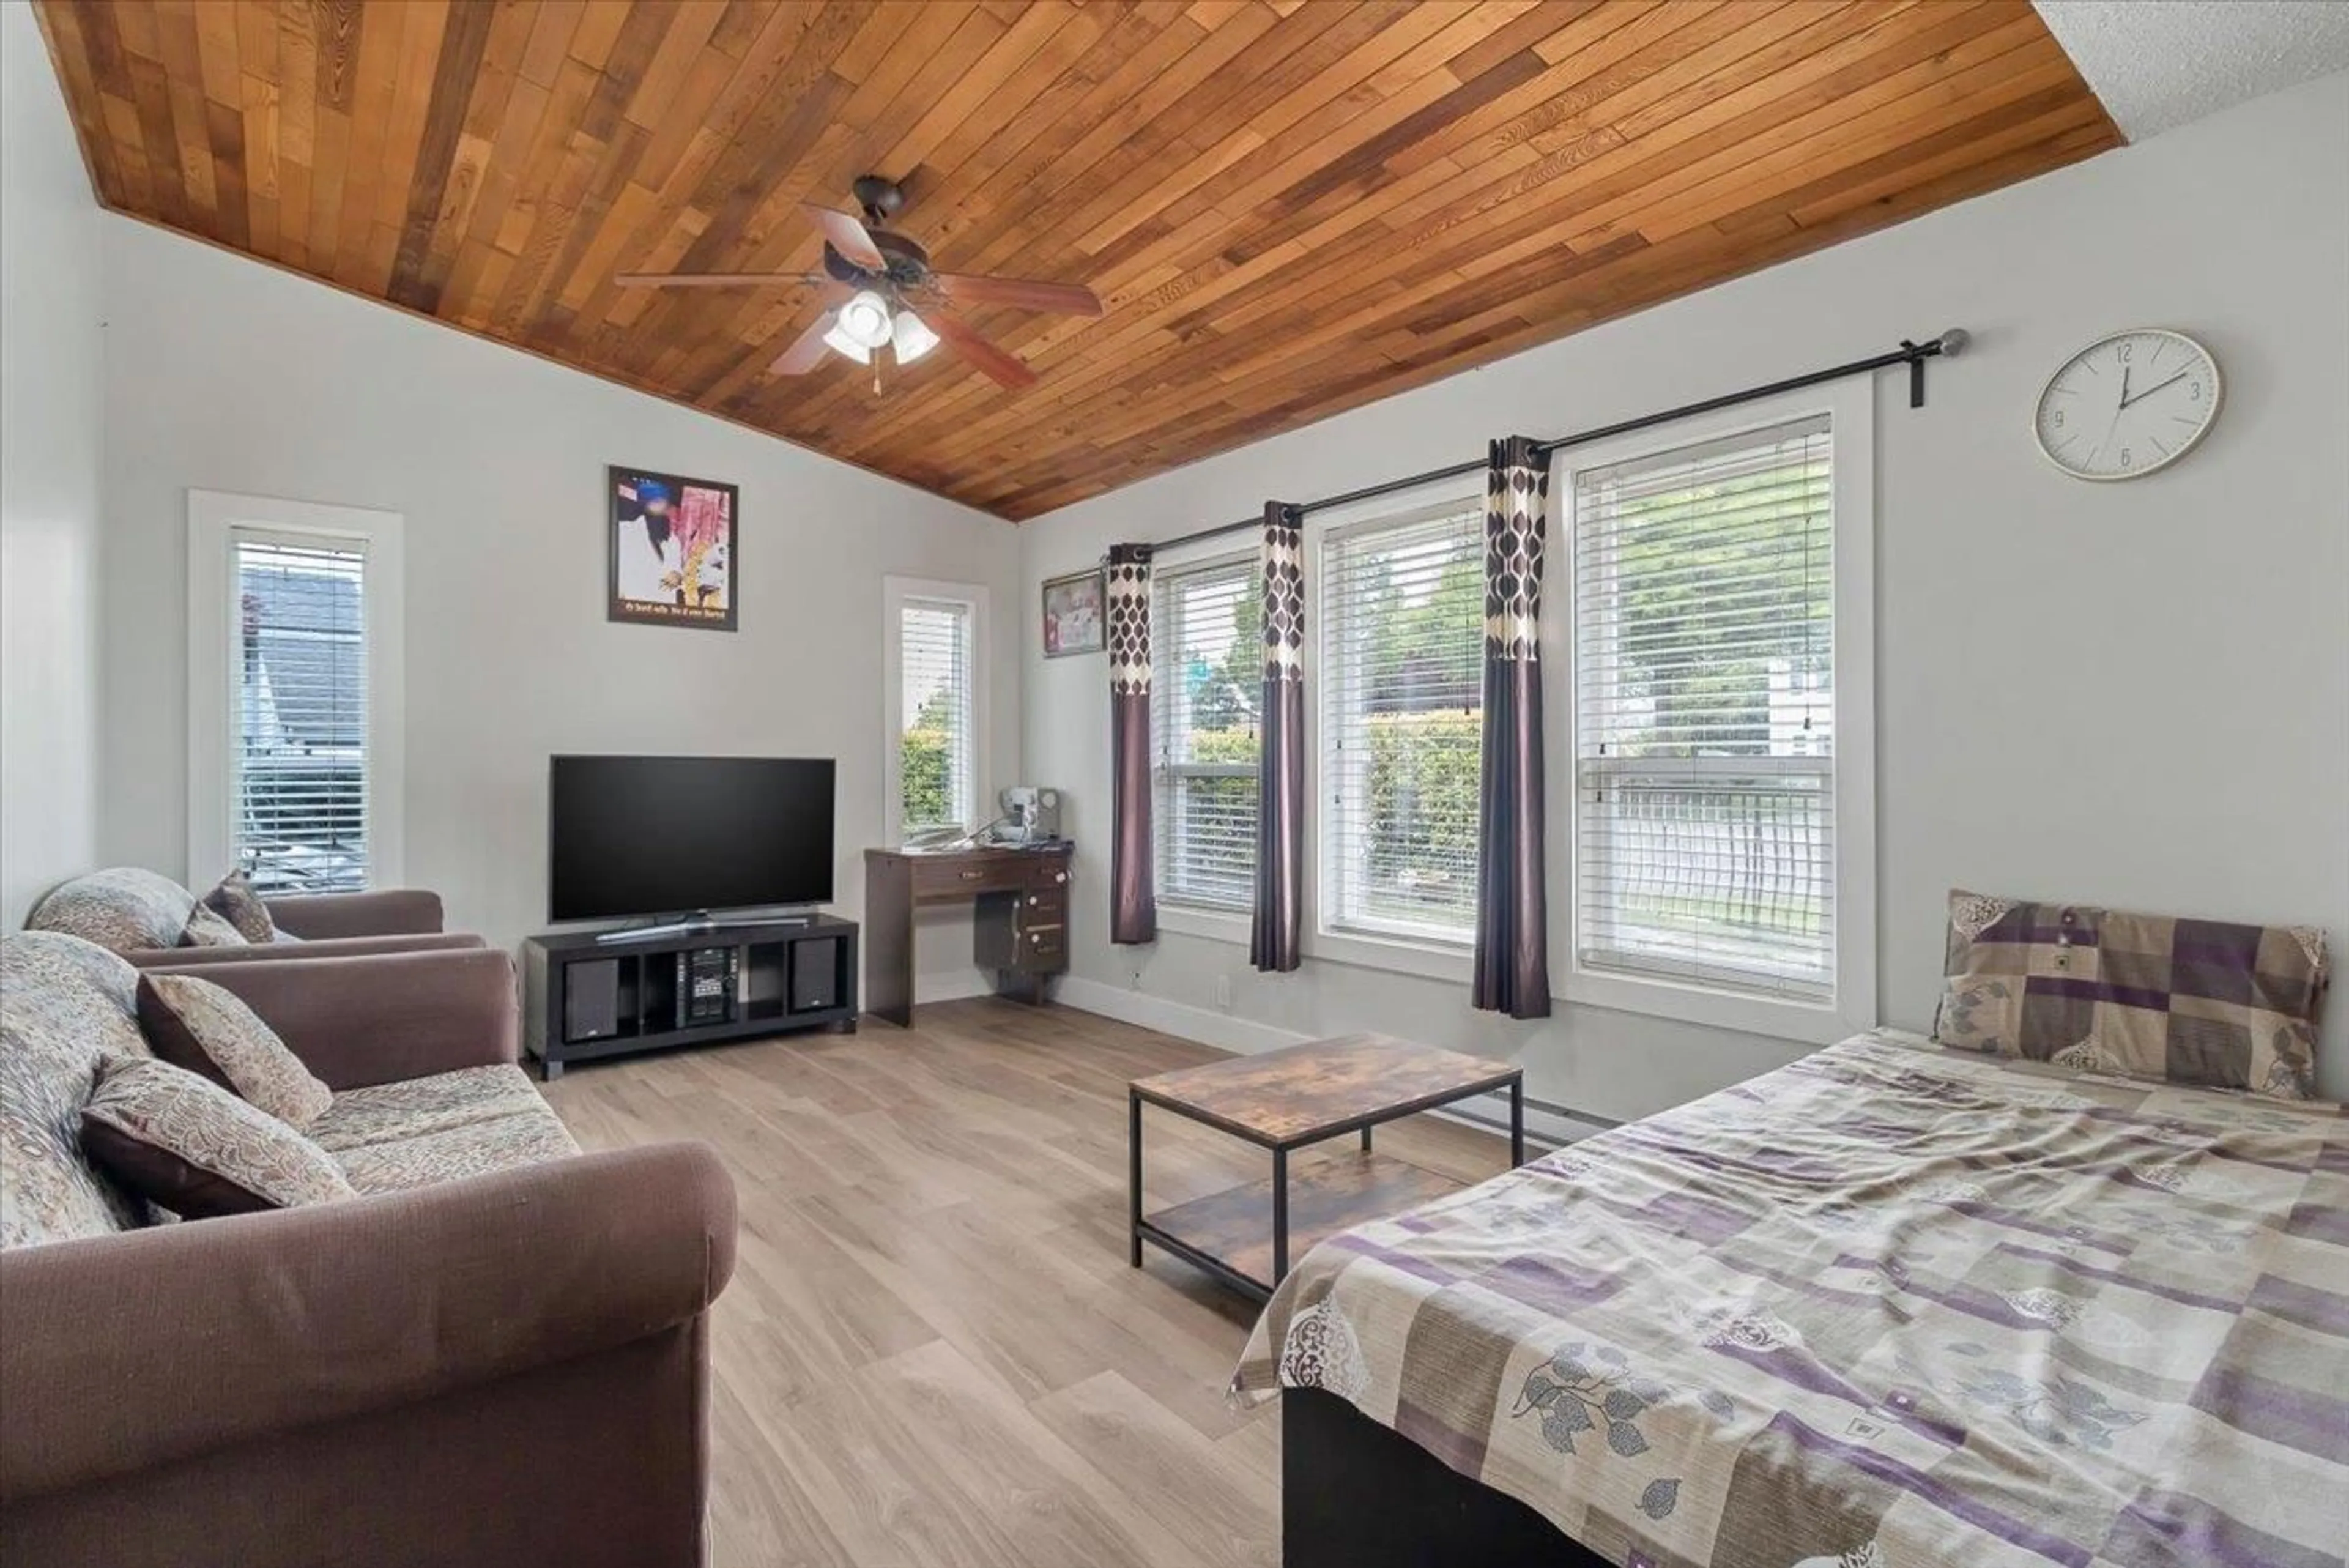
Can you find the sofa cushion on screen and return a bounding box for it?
[179,903,250,948]
[137,973,333,1129]
[332,1109,580,1195]
[26,868,201,954]
[1933,888,2328,1101]
[81,1056,355,1219]
[1,933,154,1248]
[308,1064,546,1153]
[202,868,278,943]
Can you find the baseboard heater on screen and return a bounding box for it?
[1436,1088,1620,1152]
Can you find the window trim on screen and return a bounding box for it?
[1552,380,1876,1044]
[187,489,406,891]
[1312,493,1488,969]
[1149,546,1261,938]
[1147,483,1490,978]
[882,576,990,847]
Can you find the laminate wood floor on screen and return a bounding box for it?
[541,997,1512,1568]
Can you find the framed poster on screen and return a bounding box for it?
[608,465,738,631]
[1041,567,1105,658]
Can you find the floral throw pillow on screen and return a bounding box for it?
[179,903,248,948]
[1932,888,2328,1101]
[136,973,333,1128]
[80,1056,355,1221]
[202,869,278,943]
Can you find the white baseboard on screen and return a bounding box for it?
[1053,976,1599,1150]
[1056,976,1316,1055]
[914,971,995,1006]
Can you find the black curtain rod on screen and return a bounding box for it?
[1135,329,1969,555]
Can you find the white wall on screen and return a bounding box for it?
[1022,70,2349,1114]
[1,4,104,929]
[98,218,1023,991]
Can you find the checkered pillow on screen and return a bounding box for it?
[1933,889,2328,1101]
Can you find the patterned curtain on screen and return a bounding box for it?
[1106,544,1156,945]
[1250,504,1305,973]
[1472,437,1553,1017]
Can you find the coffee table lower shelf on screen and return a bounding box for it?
[1135,1151,1463,1301]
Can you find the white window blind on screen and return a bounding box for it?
[1321,503,1485,942]
[1154,555,1260,909]
[1573,414,1836,1001]
[900,598,975,833]
[232,533,370,892]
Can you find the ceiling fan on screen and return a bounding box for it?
[615,176,1103,390]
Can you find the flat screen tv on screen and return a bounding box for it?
[548,755,835,923]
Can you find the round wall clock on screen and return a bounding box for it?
[2033,328,2221,481]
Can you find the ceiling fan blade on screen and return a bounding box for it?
[615,270,827,288]
[933,272,1104,317]
[771,310,837,376]
[801,203,886,270]
[929,310,1037,390]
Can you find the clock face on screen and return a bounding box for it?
[2034,329,2221,481]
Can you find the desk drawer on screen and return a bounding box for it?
[1014,907,1065,946]
[1012,887,1068,927]
[912,856,1071,900]
[1007,923,1067,970]
[912,858,1028,898]
[976,891,1067,973]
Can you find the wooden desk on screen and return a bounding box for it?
[863,842,1074,1027]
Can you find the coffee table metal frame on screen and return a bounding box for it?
[1128,1057,1524,1301]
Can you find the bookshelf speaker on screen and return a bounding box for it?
[790,938,841,1013]
[563,960,621,1043]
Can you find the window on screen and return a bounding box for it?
[188,491,404,895]
[1571,412,1850,1008]
[230,535,371,891]
[1320,501,1485,943]
[1153,554,1260,910]
[888,583,982,839]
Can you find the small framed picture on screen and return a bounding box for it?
[1041,567,1105,658]
[609,465,738,631]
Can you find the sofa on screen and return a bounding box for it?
[25,866,481,965]
[0,931,737,1568]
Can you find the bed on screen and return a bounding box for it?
[1233,1028,2348,1568]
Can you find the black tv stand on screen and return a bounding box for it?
[523,913,859,1079]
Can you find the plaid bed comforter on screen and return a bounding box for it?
[1232,1030,2348,1568]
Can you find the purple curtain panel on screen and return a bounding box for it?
[1106,544,1157,945]
[1472,436,1553,1017]
[1250,504,1306,974]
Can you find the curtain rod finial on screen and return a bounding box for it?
[1936,328,1970,357]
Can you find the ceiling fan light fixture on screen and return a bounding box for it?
[821,321,872,365]
[892,309,939,364]
[835,289,894,351]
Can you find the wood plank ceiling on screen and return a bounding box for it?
[35,1,2118,520]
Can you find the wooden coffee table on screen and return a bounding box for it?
[1129,1035,1523,1300]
